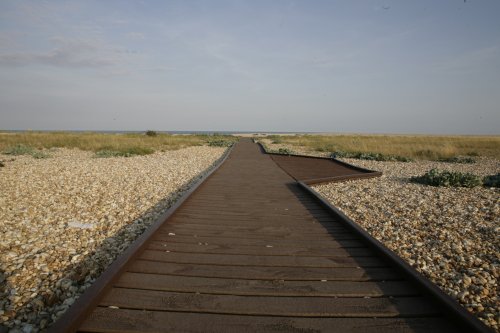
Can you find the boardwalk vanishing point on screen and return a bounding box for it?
[50,139,491,332]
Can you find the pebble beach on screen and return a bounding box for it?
[0,146,226,332]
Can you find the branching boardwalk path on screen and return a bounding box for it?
[52,139,488,332]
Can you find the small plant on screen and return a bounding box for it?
[3,144,49,158]
[145,130,158,137]
[30,151,50,159]
[4,144,36,155]
[410,169,483,188]
[95,147,154,158]
[276,148,294,155]
[330,151,412,162]
[0,161,4,167]
[438,156,476,164]
[483,174,500,188]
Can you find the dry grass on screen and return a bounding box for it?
[0,131,234,154]
[264,134,500,160]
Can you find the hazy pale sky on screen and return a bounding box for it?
[1,0,499,134]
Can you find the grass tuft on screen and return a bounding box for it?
[331,151,413,162]
[437,156,476,164]
[95,147,154,158]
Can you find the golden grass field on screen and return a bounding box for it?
[0,132,498,160]
[263,134,500,160]
[0,131,235,155]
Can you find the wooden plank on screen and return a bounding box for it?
[161,221,347,233]
[80,308,463,333]
[152,234,366,247]
[100,288,440,317]
[128,260,401,281]
[116,272,418,297]
[164,217,340,228]
[139,250,387,267]
[147,240,374,256]
[177,208,335,219]
[156,228,357,240]
[170,213,337,223]
[153,232,361,242]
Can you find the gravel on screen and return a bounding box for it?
[0,146,226,332]
[313,157,499,331]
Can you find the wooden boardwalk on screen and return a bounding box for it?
[52,139,486,332]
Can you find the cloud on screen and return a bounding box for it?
[126,32,145,40]
[0,37,122,68]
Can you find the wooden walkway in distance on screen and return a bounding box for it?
[53,138,483,332]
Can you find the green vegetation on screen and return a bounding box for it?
[2,144,50,159]
[410,169,483,188]
[0,132,236,156]
[437,156,476,164]
[483,174,500,188]
[95,147,154,158]
[259,134,500,160]
[331,150,413,162]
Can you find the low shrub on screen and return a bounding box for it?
[331,151,412,162]
[410,169,483,188]
[438,156,476,164]
[207,139,234,147]
[483,174,500,188]
[95,147,154,158]
[145,130,158,137]
[3,144,50,159]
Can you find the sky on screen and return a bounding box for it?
[0,0,499,134]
